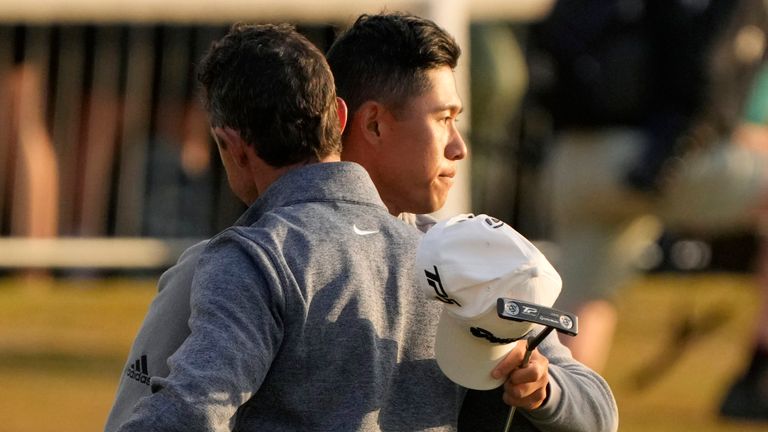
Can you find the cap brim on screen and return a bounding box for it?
[434,308,520,390]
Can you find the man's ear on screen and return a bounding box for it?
[355,100,383,142]
[212,126,249,167]
[336,97,348,135]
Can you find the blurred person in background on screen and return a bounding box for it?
[2,63,58,242]
[525,0,768,419]
[143,99,215,238]
[718,63,768,420]
[0,62,59,281]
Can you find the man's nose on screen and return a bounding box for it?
[446,128,468,161]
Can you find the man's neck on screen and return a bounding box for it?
[249,153,342,204]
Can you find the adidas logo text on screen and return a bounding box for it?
[126,354,151,386]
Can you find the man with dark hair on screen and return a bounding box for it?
[327,12,465,216]
[114,22,466,431]
[328,13,617,432]
[198,24,342,169]
[106,15,470,430]
[197,23,343,200]
[107,14,617,432]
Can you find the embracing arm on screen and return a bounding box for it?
[521,332,618,431]
[116,231,284,432]
[105,240,209,431]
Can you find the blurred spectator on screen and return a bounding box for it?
[468,22,529,221]
[525,1,768,422]
[143,100,216,237]
[718,63,768,421]
[4,63,59,240]
[0,62,59,281]
[0,25,239,245]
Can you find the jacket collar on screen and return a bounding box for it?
[234,161,386,227]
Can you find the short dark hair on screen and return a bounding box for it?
[326,12,461,120]
[198,23,341,167]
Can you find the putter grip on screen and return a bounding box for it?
[502,331,550,432]
[503,345,535,432]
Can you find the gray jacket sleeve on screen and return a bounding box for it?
[104,240,208,431]
[115,231,284,432]
[459,332,619,432]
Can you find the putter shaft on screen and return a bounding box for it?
[501,327,554,432]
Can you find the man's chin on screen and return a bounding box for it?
[422,197,446,215]
[396,191,446,215]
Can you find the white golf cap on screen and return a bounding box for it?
[415,214,562,390]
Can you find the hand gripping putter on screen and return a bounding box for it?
[496,298,579,432]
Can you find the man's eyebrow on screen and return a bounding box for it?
[434,103,463,114]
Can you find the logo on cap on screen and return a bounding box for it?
[425,265,461,306]
[483,216,505,229]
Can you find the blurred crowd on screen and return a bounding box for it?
[0,25,247,242]
[470,0,768,422]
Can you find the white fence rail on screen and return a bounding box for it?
[0,237,202,269]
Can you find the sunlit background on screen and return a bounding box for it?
[1,1,767,431]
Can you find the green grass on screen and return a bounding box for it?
[0,277,157,432]
[0,274,767,431]
[604,273,768,432]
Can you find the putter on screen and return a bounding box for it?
[496,298,579,432]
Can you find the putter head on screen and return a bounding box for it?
[496,298,578,337]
